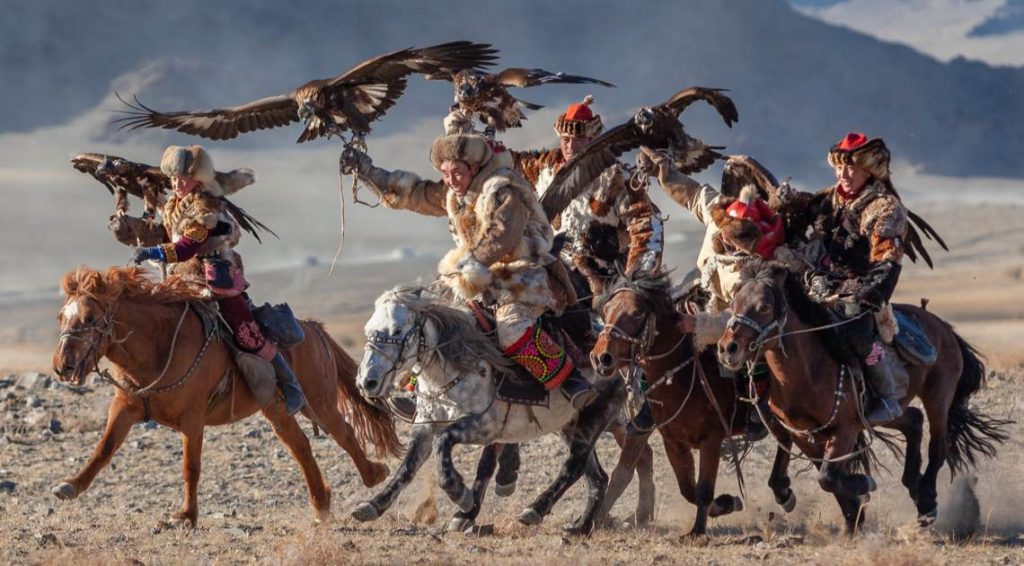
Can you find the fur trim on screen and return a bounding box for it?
[738,184,759,204]
[554,95,603,138]
[443,109,476,135]
[215,168,256,195]
[161,145,230,196]
[459,256,492,293]
[827,137,890,180]
[429,133,492,170]
[874,303,898,344]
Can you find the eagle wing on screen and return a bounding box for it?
[114,93,300,141]
[491,67,615,89]
[71,152,169,198]
[720,155,780,199]
[663,86,739,127]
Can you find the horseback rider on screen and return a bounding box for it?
[637,147,788,439]
[512,96,665,296]
[778,133,910,425]
[343,117,597,410]
[130,145,305,415]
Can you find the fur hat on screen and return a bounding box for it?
[827,132,890,180]
[429,133,492,170]
[711,198,762,255]
[160,145,258,197]
[554,95,603,138]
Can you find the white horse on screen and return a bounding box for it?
[352,286,625,534]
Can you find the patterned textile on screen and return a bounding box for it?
[503,325,574,390]
[218,294,274,361]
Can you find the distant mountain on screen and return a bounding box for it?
[3,0,1024,182]
[969,0,1024,36]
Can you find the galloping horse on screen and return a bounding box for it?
[718,262,1009,531]
[591,271,793,536]
[353,285,625,535]
[51,266,401,526]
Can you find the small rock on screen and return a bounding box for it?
[740,534,764,545]
[47,418,63,434]
[0,378,14,389]
[0,481,16,493]
[560,536,571,547]
[35,533,59,547]
[143,421,158,430]
[25,396,43,408]
[467,545,486,554]
[341,540,357,551]
[244,429,262,439]
[16,372,50,392]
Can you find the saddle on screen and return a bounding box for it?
[893,309,937,366]
[466,301,590,407]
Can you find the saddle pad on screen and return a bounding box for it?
[894,310,937,366]
[495,370,550,407]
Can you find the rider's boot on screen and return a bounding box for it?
[561,367,597,411]
[857,340,906,425]
[271,351,305,416]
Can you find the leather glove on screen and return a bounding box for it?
[808,274,832,302]
[131,246,165,265]
[339,146,372,175]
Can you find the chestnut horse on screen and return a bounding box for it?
[51,266,401,526]
[590,272,795,536]
[718,262,1009,531]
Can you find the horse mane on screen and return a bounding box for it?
[61,266,207,306]
[381,285,510,373]
[596,269,675,312]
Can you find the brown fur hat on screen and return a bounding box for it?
[554,95,603,138]
[429,133,492,170]
[827,133,890,180]
[160,145,256,197]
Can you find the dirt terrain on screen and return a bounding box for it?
[1,203,1024,564]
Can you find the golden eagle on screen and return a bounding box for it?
[429,67,614,132]
[114,41,498,143]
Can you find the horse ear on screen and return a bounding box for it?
[766,260,789,286]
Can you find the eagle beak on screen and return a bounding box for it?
[635,108,655,134]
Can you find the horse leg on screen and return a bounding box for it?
[663,436,697,505]
[306,402,389,487]
[690,435,739,537]
[634,432,656,526]
[261,406,332,522]
[173,418,205,527]
[430,416,491,512]
[565,450,609,536]
[352,425,433,522]
[52,397,144,501]
[767,433,797,513]
[448,444,499,533]
[881,407,924,504]
[494,443,520,497]
[816,433,872,533]
[518,405,615,529]
[597,425,650,527]
[917,409,950,525]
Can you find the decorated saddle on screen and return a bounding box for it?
[893,309,937,366]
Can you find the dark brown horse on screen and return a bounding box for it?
[590,272,793,536]
[718,262,1009,531]
[51,266,401,526]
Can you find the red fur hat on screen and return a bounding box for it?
[554,95,603,138]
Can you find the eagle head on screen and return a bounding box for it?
[634,107,656,134]
[454,70,482,102]
[96,157,115,175]
[297,101,316,124]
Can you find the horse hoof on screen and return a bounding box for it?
[314,509,334,525]
[709,495,744,518]
[494,480,517,497]
[563,521,593,537]
[517,508,543,526]
[857,493,872,505]
[456,488,475,513]
[170,511,197,528]
[351,502,380,522]
[51,482,78,501]
[448,517,473,533]
[780,491,797,513]
[918,508,938,527]
[866,475,878,492]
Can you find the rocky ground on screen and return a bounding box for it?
[0,365,1022,565]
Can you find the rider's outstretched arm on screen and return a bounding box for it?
[345,152,448,217]
[639,147,719,228]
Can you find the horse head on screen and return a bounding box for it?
[718,261,789,370]
[53,289,119,386]
[358,287,426,399]
[591,271,671,377]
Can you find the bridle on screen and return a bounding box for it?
[726,281,789,360]
[364,320,427,395]
[58,299,122,381]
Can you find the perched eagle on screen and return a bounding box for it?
[429,67,614,132]
[114,41,498,143]
[71,153,276,243]
[539,86,738,221]
[720,154,781,199]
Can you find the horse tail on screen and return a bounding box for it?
[946,331,1011,474]
[311,322,403,459]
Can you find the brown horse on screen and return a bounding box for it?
[718,262,1009,531]
[590,272,790,536]
[51,266,401,526]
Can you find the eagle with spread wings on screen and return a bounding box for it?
[428,67,614,132]
[539,86,739,221]
[71,153,276,243]
[114,41,498,143]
